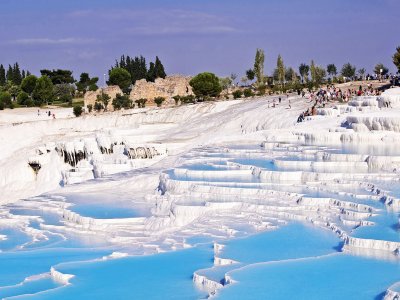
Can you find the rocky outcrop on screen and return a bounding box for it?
[130,75,193,106]
[84,86,123,112]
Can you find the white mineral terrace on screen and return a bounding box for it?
[1,87,400,298]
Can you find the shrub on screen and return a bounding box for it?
[243,88,254,98]
[257,84,267,95]
[73,106,83,117]
[181,95,195,104]
[135,98,147,108]
[154,96,165,107]
[0,101,4,110]
[112,93,132,110]
[232,90,243,99]
[87,104,93,113]
[94,101,104,112]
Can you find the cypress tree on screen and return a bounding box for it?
[154,56,166,79]
[6,65,13,83]
[13,63,22,85]
[0,65,6,86]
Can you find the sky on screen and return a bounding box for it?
[0,0,399,81]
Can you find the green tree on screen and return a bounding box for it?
[73,106,83,117]
[341,63,356,79]
[54,84,74,102]
[276,55,285,86]
[393,46,400,73]
[299,64,309,83]
[6,65,13,83]
[8,85,20,101]
[358,68,366,80]
[153,56,166,79]
[314,66,326,87]
[327,64,337,78]
[189,72,222,101]
[0,65,5,86]
[12,63,22,85]
[285,67,298,83]
[374,63,389,76]
[0,91,12,107]
[112,93,132,110]
[32,75,54,106]
[17,91,30,106]
[246,69,255,81]
[96,91,111,111]
[76,73,98,94]
[254,48,265,85]
[40,69,75,84]
[154,96,165,107]
[21,75,38,95]
[219,77,232,93]
[108,67,132,92]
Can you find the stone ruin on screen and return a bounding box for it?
[84,85,123,112]
[84,76,194,112]
[129,75,194,106]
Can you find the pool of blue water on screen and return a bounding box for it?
[16,246,213,300]
[353,212,400,242]
[70,202,147,219]
[217,253,400,300]
[219,223,341,263]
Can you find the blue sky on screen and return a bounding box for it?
[0,0,398,80]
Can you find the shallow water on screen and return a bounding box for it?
[218,254,400,300]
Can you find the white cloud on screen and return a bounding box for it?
[68,8,240,35]
[10,37,97,45]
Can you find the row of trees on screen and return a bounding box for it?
[237,48,400,93]
[109,55,167,86]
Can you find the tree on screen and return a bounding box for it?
[314,66,326,87]
[112,93,132,110]
[230,73,237,85]
[96,91,111,111]
[8,85,20,101]
[299,63,309,83]
[76,73,98,94]
[112,55,167,85]
[374,63,389,76]
[73,106,83,117]
[0,65,5,86]
[327,64,337,78]
[189,72,222,101]
[17,91,30,106]
[21,75,38,95]
[153,56,166,79]
[108,67,131,92]
[276,55,285,86]
[32,76,54,106]
[393,46,400,74]
[254,48,265,85]
[0,91,12,107]
[285,67,297,83]
[40,69,75,84]
[147,62,156,82]
[246,69,255,81]
[54,84,74,102]
[219,77,232,92]
[154,96,165,107]
[12,63,22,85]
[358,68,366,80]
[341,63,356,80]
